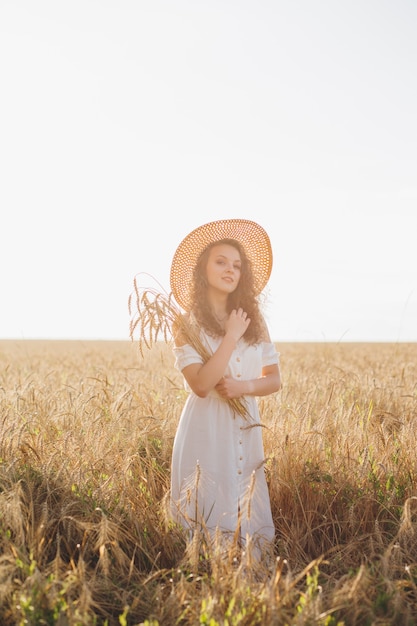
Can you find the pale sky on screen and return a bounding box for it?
[1,1,416,342]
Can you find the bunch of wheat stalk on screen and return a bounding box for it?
[128,274,248,419]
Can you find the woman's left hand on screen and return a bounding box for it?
[215,375,243,399]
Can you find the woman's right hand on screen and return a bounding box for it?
[224,308,251,342]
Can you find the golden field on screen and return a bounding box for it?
[0,339,416,625]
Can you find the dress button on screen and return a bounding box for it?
[237,374,241,378]
[237,470,242,475]
[236,357,241,362]
[239,440,242,444]
[239,456,243,461]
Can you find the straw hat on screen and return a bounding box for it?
[170,218,273,311]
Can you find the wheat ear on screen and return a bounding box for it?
[128,273,248,419]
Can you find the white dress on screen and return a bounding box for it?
[170,329,279,548]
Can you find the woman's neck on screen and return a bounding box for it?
[213,310,228,323]
[208,294,229,323]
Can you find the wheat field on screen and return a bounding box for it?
[0,339,416,625]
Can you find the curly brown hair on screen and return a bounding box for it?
[188,238,268,344]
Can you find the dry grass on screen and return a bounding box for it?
[0,339,416,625]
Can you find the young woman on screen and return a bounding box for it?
[169,219,282,554]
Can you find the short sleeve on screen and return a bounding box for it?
[173,343,204,372]
[261,342,280,367]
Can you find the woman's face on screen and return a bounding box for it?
[205,243,242,297]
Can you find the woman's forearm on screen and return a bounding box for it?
[184,333,238,397]
[243,371,282,396]
[214,364,282,400]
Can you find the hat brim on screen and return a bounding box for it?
[170,219,273,311]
